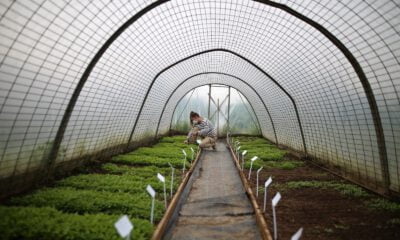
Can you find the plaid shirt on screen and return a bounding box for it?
[187,118,217,139]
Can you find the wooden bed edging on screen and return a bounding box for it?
[151,147,202,240]
[227,139,273,240]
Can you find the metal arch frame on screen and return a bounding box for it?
[127,48,307,154]
[153,72,278,143]
[46,0,170,171]
[255,0,389,191]
[46,0,389,190]
[166,82,264,138]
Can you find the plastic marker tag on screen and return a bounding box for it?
[182,149,187,157]
[251,156,258,162]
[242,150,247,156]
[146,185,155,198]
[291,227,303,240]
[191,147,194,153]
[237,146,241,150]
[157,173,165,183]
[272,192,281,207]
[196,139,201,144]
[257,167,263,174]
[265,177,272,187]
[115,215,133,238]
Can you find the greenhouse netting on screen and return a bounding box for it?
[0,0,399,239]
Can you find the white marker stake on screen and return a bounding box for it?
[272,192,282,240]
[256,167,263,197]
[236,146,241,159]
[248,156,258,180]
[146,185,156,224]
[115,215,133,240]
[241,150,247,170]
[263,177,272,212]
[157,173,167,209]
[182,149,187,174]
[190,147,195,162]
[168,162,174,197]
[291,227,303,240]
[234,141,240,150]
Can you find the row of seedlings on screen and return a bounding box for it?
[1,135,197,240]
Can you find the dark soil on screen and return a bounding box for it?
[248,161,400,240]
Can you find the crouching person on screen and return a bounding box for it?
[184,111,217,150]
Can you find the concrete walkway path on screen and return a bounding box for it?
[166,140,261,240]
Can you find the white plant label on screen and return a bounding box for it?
[190,147,195,160]
[241,150,247,170]
[168,163,174,197]
[182,149,187,174]
[146,185,156,224]
[157,173,165,183]
[291,227,303,240]
[272,192,281,207]
[265,177,272,187]
[115,215,133,239]
[146,184,155,198]
[272,192,281,240]
[256,167,263,197]
[157,173,167,209]
[196,139,201,144]
[248,156,258,179]
[237,146,241,151]
[263,177,272,212]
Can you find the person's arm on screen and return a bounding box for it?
[186,129,193,140]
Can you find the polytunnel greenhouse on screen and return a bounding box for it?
[0,0,399,239]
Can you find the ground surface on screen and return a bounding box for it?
[167,141,262,240]
[248,158,400,240]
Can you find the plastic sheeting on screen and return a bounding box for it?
[0,0,399,194]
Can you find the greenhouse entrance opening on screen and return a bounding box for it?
[170,84,261,137]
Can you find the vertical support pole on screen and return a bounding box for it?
[227,86,231,132]
[208,84,211,119]
[217,98,220,137]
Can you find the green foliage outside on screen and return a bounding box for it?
[227,102,261,135]
[1,135,193,239]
